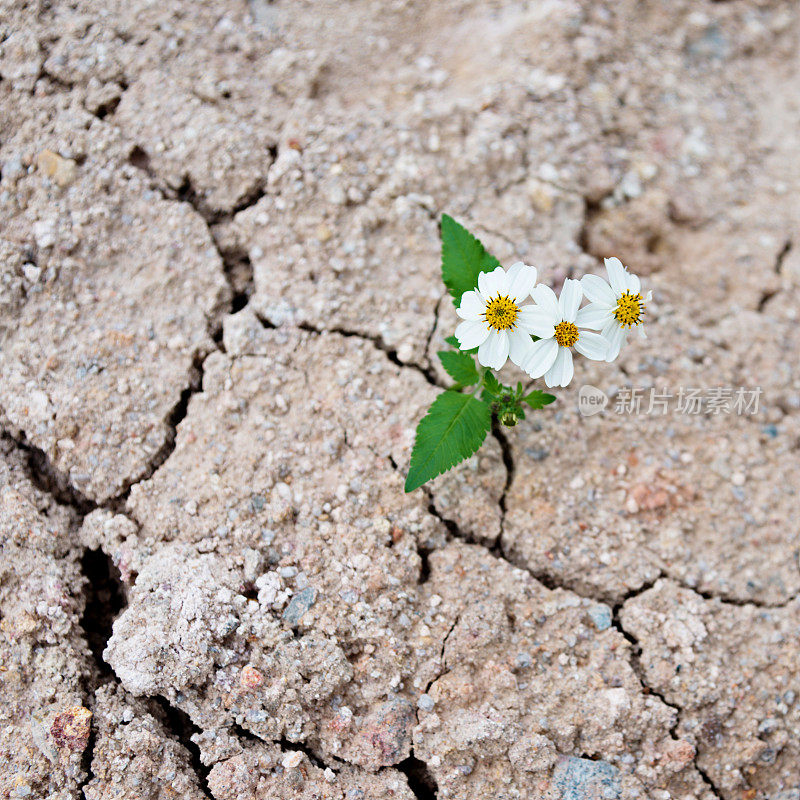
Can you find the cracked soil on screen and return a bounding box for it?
[2,1,800,799]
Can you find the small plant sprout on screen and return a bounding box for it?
[404,215,650,493]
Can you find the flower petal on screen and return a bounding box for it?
[626,272,641,294]
[581,273,617,305]
[456,290,487,320]
[575,303,613,330]
[455,319,490,350]
[602,319,626,362]
[521,337,559,378]
[544,347,574,388]
[516,306,557,338]
[478,266,508,300]
[558,278,583,322]
[478,330,510,370]
[506,262,538,303]
[574,331,609,361]
[604,257,628,295]
[531,284,561,321]
[508,327,534,366]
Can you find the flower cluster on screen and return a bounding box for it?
[454,256,650,387]
[404,214,656,493]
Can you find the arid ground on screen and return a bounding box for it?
[2,1,800,798]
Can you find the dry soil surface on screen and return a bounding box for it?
[2,1,800,799]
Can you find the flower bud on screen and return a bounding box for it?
[499,409,520,427]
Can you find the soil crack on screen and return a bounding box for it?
[151,697,214,798]
[254,313,446,390]
[757,237,792,311]
[80,548,128,676]
[75,546,130,795]
[1,430,94,514]
[0,345,208,510]
[126,145,268,326]
[773,238,792,274]
[695,762,725,800]
[615,586,726,800]
[120,349,207,501]
[397,754,439,800]
[490,422,514,527]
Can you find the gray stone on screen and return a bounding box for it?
[588,605,613,631]
[282,586,318,626]
[552,756,621,800]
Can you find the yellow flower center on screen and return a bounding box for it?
[614,291,645,329]
[484,295,519,332]
[553,321,579,348]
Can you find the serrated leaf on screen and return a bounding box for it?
[522,390,557,409]
[482,371,506,398]
[441,214,500,308]
[437,350,479,386]
[404,391,491,492]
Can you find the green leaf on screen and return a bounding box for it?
[437,350,479,386]
[441,214,500,308]
[404,391,492,492]
[522,390,556,409]
[482,371,505,398]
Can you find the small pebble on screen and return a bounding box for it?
[36,149,78,187]
[282,751,303,770]
[527,448,549,461]
[50,706,92,752]
[22,263,40,282]
[515,652,533,669]
[240,664,263,689]
[588,605,613,631]
[282,586,317,626]
[418,694,435,712]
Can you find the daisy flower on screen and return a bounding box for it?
[519,278,609,387]
[454,262,541,370]
[579,257,653,362]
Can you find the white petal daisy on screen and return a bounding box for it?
[454,262,540,370]
[578,257,653,362]
[520,278,609,388]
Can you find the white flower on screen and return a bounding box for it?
[579,257,653,362]
[454,262,541,370]
[519,278,609,387]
